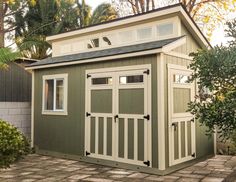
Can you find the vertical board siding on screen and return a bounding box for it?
[0,62,31,102]
[34,55,159,167]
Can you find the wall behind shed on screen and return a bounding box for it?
[0,62,31,102]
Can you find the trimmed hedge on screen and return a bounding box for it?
[0,119,31,168]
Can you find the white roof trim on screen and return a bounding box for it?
[179,8,209,48]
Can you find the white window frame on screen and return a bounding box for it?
[42,73,68,115]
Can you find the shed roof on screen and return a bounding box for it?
[27,36,183,69]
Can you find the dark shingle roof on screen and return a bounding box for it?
[28,36,184,68]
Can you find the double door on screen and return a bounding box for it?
[85,65,152,166]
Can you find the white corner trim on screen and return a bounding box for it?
[162,36,186,52]
[157,53,166,170]
[31,71,35,148]
[42,73,68,116]
[164,51,193,60]
[214,130,217,155]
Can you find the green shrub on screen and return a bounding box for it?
[0,119,31,168]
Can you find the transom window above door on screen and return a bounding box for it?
[42,74,68,115]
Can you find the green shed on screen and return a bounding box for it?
[26,4,215,175]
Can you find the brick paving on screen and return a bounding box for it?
[0,154,235,182]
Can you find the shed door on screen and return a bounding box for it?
[168,65,196,166]
[85,66,151,167]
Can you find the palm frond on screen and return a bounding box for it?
[0,48,21,69]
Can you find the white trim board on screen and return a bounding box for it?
[31,71,35,148]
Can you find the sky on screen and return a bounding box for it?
[86,0,236,46]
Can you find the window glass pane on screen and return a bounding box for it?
[119,31,134,43]
[157,23,173,37]
[87,38,99,49]
[137,27,152,40]
[45,79,54,110]
[120,75,143,84]
[56,79,64,110]
[173,74,189,84]
[92,77,112,85]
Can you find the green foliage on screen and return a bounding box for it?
[90,3,118,25]
[0,48,20,69]
[188,46,236,140]
[0,119,31,168]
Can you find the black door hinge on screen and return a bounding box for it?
[86,112,91,117]
[191,118,195,123]
[86,151,91,156]
[191,153,195,157]
[143,160,150,166]
[143,69,150,75]
[143,115,150,120]
[87,74,91,78]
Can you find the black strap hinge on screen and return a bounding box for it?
[86,151,91,156]
[143,115,150,120]
[143,69,150,75]
[87,74,91,78]
[191,153,195,157]
[86,112,91,117]
[143,160,150,166]
[191,118,195,123]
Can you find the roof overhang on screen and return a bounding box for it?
[26,36,186,70]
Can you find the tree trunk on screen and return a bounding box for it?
[0,0,4,48]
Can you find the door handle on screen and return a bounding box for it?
[114,115,119,122]
[172,123,177,131]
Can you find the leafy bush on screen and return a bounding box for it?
[0,119,31,168]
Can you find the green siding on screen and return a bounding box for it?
[173,23,201,55]
[34,55,159,167]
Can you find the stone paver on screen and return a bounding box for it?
[0,154,236,181]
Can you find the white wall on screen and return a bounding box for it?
[0,102,31,139]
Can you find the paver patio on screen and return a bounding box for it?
[0,154,235,182]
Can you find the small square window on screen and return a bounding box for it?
[157,23,174,37]
[43,74,68,115]
[137,27,152,40]
[92,77,112,85]
[87,38,99,49]
[120,75,143,84]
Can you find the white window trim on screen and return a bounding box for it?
[42,73,68,115]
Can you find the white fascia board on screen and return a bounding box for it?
[179,9,210,48]
[26,48,162,70]
[46,6,182,42]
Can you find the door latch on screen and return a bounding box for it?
[114,115,119,122]
[172,123,177,131]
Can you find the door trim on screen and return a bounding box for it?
[84,64,152,167]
